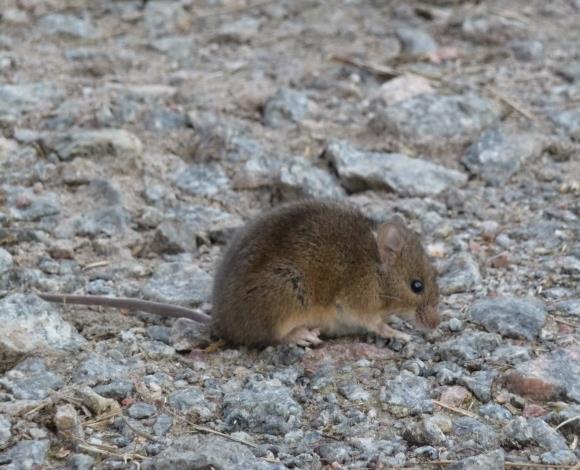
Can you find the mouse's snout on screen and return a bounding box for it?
[418,304,440,329]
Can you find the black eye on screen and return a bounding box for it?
[411,280,424,294]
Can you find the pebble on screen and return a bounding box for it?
[174,163,231,197]
[38,13,98,39]
[374,73,434,106]
[277,156,345,200]
[439,253,481,294]
[380,371,433,417]
[0,248,13,275]
[263,87,311,128]
[0,294,86,371]
[448,318,463,332]
[470,297,547,340]
[128,402,157,419]
[458,370,497,403]
[447,449,504,470]
[326,140,467,196]
[143,261,212,305]
[0,357,63,400]
[452,417,500,453]
[479,403,513,422]
[153,414,173,436]
[540,450,578,465]
[0,439,50,469]
[0,415,11,447]
[93,380,134,400]
[68,453,96,470]
[167,387,215,420]
[396,27,438,55]
[439,331,501,362]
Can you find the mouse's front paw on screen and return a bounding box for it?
[283,327,323,347]
[377,324,411,342]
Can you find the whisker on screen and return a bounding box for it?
[380,294,401,302]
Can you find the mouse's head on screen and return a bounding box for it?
[376,215,440,330]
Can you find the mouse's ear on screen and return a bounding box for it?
[377,220,406,265]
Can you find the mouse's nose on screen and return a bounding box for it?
[420,305,440,329]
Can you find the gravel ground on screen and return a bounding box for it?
[0,1,579,469]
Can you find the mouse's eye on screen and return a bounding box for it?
[411,280,424,294]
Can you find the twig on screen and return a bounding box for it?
[82,260,110,271]
[329,55,399,79]
[432,400,479,419]
[489,86,538,122]
[555,413,580,431]
[72,435,148,461]
[164,407,258,449]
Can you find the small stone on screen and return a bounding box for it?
[504,346,580,402]
[470,297,546,340]
[78,386,121,415]
[370,93,502,152]
[448,318,463,332]
[93,380,134,400]
[170,318,211,351]
[523,403,547,418]
[439,331,501,362]
[173,163,231,197]
[38,13,98,38]
[317,442,352,463]
[0,294,86,372]
[61,158,102,185]
[338,383,370,402]
[462,14,526,44]
[326,140,466,196]
[491,345,531,365]
[153,414,173,436]
[546,405,580,436]
[223,378,302,435]
[144,261,211,305]
[0,248,13,275]
[0,440,50,469]
[167,387,215,420]
[439,386,471,407]
[68,453,96,470]
[550,299,579,316]
[510,40,544,61]
[5,186,60,221]
[529,417,568,451]
[396,27,438,55]
[502,417,534,448]
[277,156,345,200]
[479,403,512,422]
[263,87,311,128]
[447,450,504,470]
[459,370,498,402]
[488,251,510,268]
[74,355,129,383]
[0,357,63,400]
[55,404,83,440]
[211,16,260,44]
[374,73,434,106]
[0,84,61,114]
[452,417,500,454]
[439,252,481,294]
[0,415,11,447]
[380,371,432,417]
[232,155,278,190]
[540,450,577,466]
[549,109,580,141]
[128,402,157,419]
[462,128,544,184]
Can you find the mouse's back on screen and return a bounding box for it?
[210,200,379,346]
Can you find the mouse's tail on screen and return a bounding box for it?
[37,293,211,323]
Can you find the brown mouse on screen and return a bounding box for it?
[211,200,439,347]
[39,200,439,348]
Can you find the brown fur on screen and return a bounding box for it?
[211,200,439,347]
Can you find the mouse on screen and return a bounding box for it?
[211,200,439,347]
[38,199,439,348]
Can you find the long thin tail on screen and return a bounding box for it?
[38,293,211,323]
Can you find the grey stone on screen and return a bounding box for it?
[561,256,580,274]
[439,253,481,294]
[529,417,568,451]
[439,331,501,362]
[0,294,85,372]
[69,453,96,470]
[502,417,534,448]
[5,186,60,221]
[0,84,60,114]
[223,378,302,435]
[167,387,215,420]
[38,13,98,38]
[338,383,370,402]
[317,442,352,463]
[277,156,345,200]
[212,17,261,44]
[479,403,512,422]
[462,14,526,44]
[511,40,544,61]
[144,1,189,38]
[147,325,171,344]
[174,163,231,197]
[370,93,502,151]
[326,140,466,196]
[380,371,433,417]
[491,345,532,365]
[452,417,500,453]
[170,318,211,351]
[153,414,173,436]
[470,297,547,340]
[47,129,143,162]
[0,415,11,447]
[396,27,438,55]
[448,318,463,332]
[93,380,134,400]
[404,418,446,446]
[540,450,578,465]
[0,358,63,400]
[447,450,504,470]
[74,355,129,384]
[462,128,544,184]
[263,88,311,128]
[144,261,211,305]
[232,155,278,190]
[128,402,157,419]
[0,248,12,275]
[59,206,130,238]
[142,435,279,470]
[550,109,580,141]
[458,370,498,402]
[0,439,50,470]
[546,405,580,436]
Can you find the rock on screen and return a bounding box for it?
[93,380,134,400]
[462,14,527,44]
[263,87,311,128]
[5,186,60,221]
[0,415,11,447]
[277,156,345,200]
[74,355,129,384]
[143,261,212,305]
[510,40,544,61]
[504,346,580,402]
[232,155,278,190]
[212,17,261,44]
[0,84,60,114]
[529,417,568,451]
[470,297,547,340]
[369,93,502,152]
[325,140,466,196]
[223,378,302,435]
[54,404,83,440]
[374,73,434,106]
[0,294,86,372]
[541,450,578,465]
[451,417,500,453]
[404,417,446,446]
[128,402,157,419]
[380,371,432,417]
[462,128,544,184]
[47,129,143,162]
[479,403,512,422]
[502,417,534,448]
[68,453,95,470]
[458,370,498,402]
[170,318,211,351]
[317,442,352,463]
[546,405,580,436]
[439,253,481,294]
[549,109,580,141]
[439,385,471,407]
[396,27,438,54]
[0,439,50,470]
[37,13,98,38]
[153,414,173,436]
[0,358,63,400]
[173,163,231,197]
[167,387,215,420]
[338,383,370,402]
[447,450,504,470]
[142,435,278,470]
[0,248,13,275]
[491,345,531,365]
[439,331,501,362]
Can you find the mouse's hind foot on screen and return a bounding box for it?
[282,327,323,347]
